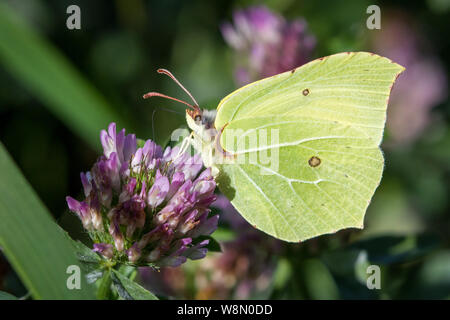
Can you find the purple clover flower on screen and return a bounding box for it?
[66,123,218,267]
[371,12,447,145]
[221,6,316,85]
[139,194,282,299]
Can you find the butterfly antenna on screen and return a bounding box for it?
[156,68,200,108]
[142,92,196,110]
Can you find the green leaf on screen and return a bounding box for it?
[322,249,371,286]
[111,269,158,300]
[0,3,131,150]
[349,234,439,265]
[117,265,138,280]
[0,142,95,299]
[273,258,293,290]
[0,291,18,300]
[404,250,450,299]
[302,258,340,300]
[96,270,113,300]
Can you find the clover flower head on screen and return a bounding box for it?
[66,123,218,267]
[221,5,316,85]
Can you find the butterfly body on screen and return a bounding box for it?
[186,109,219,174]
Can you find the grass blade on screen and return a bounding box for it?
[0,142,95,299]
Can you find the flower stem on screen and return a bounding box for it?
[96,269,113,300]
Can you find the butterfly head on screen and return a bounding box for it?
[187,108,216,129]
[186,106,203,123]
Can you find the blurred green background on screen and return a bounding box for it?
[0,0,449,299]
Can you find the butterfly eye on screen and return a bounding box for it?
[194,115,202,122]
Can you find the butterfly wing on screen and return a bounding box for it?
[214,52,404,242]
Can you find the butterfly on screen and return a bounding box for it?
[144,52,405,242]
